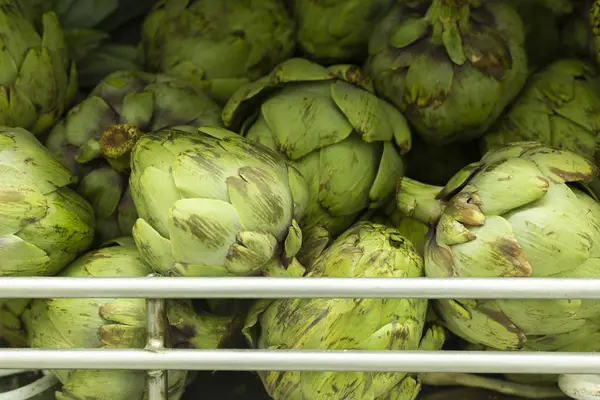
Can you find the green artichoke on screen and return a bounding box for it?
[223,58,411,264]
[366,0,528,145]
[141,0,295,98]
[243,221,445,400]
[129,127,309,278]
[396,142,600,351]
[24,0,155,88]
[482,59,600,166]
[46,70,223,243]
[290,0,394,64]
[0,0,77,134]
[25,238,241,400]
[0,128,95,347]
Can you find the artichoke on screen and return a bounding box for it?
[289,0,394,64]
[25,238,241,400]
[482,59,600,167]
[141,0,295,100]
[24,0,155,88]
[243,221,445,400]
[46,70,223,243]
[396,142,600,351]
[0,128,95,346]
[129,127,309,278]
[365,0,528,145]
[0,0,77,135]
[223,58,411,264]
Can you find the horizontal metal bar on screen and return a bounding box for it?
[2,349,600,374]
[1,277,600,299]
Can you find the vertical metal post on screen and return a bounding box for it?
[145,297,168,400]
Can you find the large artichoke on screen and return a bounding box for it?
[366,0,528,145]
[0,0,77,134]
[223,58,411,264]
[46,70,223,243]
[129,127,309,278]
[396,142,600,351]
[0,128,95,346]
[289,0,394,64]
[25,239,241,400]
[243,221,445,400]
[482,59,600,165]
[141,0,295,99]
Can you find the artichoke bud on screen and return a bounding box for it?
[447,190,485,226]
[99,124,143,172]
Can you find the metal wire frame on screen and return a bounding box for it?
[2,277,600,400]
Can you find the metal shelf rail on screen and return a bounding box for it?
[2,277,600,400]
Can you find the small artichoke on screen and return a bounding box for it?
[129,127,309,277]
[223,58,411,264]
[25,239,241,400]
[46,70,223,243]
[366,0,528,145]
[290,0,394,64]
[0,0,77,134]
[24,0,155,88]
[483,59,600,165]
[243,221,445,400]
[396,142,600,351]
[141,0,295,97]
[0,128,95,346]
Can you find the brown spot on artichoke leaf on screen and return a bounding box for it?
[474,303,527,349]
[172,214,230,250]
[235,166,286,223]
[462,27,512,81]
[495,238,532,277]
[0,188,26,203]
[167,323,197,349]
[550,167,596,183]
[426,232,456,277]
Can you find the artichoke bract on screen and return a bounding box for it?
[0,128,95,346]
[290,0,394,64]
[243,221,445,400]
[366,0,528,145]
[129,127,309,277]
[483,59,600,166]
[25,239,241,400]
[46,70,223,243]
[396,142,600,351]
[141,0,295,97]
[223,58,411,264]
[0,0,77,134]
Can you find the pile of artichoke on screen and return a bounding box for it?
[2,0,600,399]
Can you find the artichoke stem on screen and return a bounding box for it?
[420,372,565,399]
[99,124,143,172]
[396,177,445,226]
